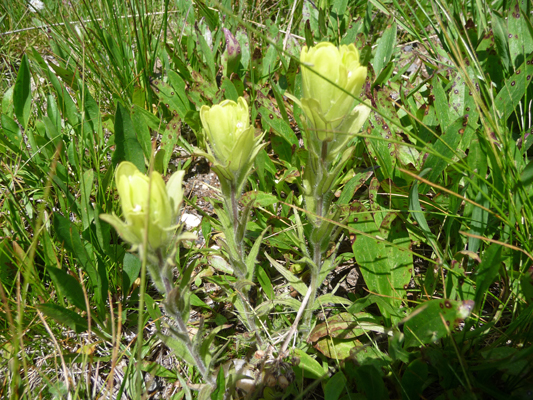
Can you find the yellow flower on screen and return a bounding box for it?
[100,162,185,251]
[200,97,261,175]
[300,42,369,143]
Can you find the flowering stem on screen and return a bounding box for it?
[156,252,214,386]
[227,182,262,344]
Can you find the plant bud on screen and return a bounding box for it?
[299,42,370,161]
[199,97,265,183]
[100,162,186,252]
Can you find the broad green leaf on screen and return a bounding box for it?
[122,252,141,295]
[83,88,102,141]
[402,299,474,348]
[364,109,396,180]
[292,348,324,379]
[521,266,533,304]
[432,75,450,132]
[349,201,411,322]
[220,77,239,101]
[53,214,104,313]
[241,191,278,207]
[158,333,195,365]
[353,365,389,400]
[256,265,273,300]
[492,13,511,72]
[308,312,384,342]
[37,303,88,334]
[492,56,533,123]
[401,359,428,400]
[130,105,154,160]
[258,106,299,146]
[337,168,374,205]
[47,267,87,311]
[112,102,146,172]
[14,54,31,128]
[373,22,397,76]
[324,372,346,400]
[508,0,533,69]
[151,76,189,119]
[1,114,23,149]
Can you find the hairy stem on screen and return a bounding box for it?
[159,255,214,386]
[228,183,262,345]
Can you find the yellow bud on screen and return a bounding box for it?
[200,97,259,175]
[101,162,186,252]
[300,42,368,142]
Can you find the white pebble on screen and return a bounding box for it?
[181,213,202,229]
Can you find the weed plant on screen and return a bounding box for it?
[1,0,533,398]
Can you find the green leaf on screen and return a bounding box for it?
[158,333,195,365]
[80,169,94,230]
[292,348,324,379]
[353,365,389,400]
[474,244,502,310]
[265,252,307,296]
[492,13,511,72]
[324,372,346,400]
[401,359,428,400]
[1,114,23,150]
[408,174,441,258]
[521,267,533,304]
[308,312,384,342]
[152,74,190,119]
[508,0,533,69]
[112,102,146,172]
[53,214,104,314]
[37,303,88,334]
[419,118,465,194]
[130,105,154,160]
[492,56,533,123]
[432,75,450,132]
[258,106,299,146]
[122,252,141,295]
[47,267,87,311]
[161,116,181,173]
[349,201,411,322]
[14,54,31,128]
[373,22,396,76]
[256,265,273,300]
[402,299,474,348]
[211,368,225,400]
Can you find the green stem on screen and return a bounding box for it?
[228,182,262,345]
[158,255,214,386]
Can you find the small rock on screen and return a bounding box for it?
[181,213,201,229]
